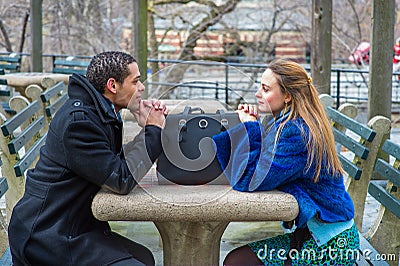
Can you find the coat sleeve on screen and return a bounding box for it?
[122,125,162,183]
[62,118,161,195]
[213,120,309,192]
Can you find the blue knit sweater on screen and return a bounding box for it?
[212,118,354,228]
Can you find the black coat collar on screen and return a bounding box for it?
[68,73,119,124]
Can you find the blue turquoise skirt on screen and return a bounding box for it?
[248,223,359,265]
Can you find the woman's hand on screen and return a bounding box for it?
[236,104,259,122]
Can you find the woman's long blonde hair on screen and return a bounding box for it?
[268,59,343,181]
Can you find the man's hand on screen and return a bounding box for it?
[144,100,167,128]
[132,99,167,128]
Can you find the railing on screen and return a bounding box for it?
[147,58,400,109]
[1,52,400,110]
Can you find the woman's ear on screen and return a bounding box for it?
[106,78,117,94]
[284,93,292,104]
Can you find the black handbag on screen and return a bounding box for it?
[157,106,241,185]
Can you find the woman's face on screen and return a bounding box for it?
[255,68,290,117]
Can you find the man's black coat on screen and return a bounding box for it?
[8,74,162,265]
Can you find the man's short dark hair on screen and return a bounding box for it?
[86,51,136,93]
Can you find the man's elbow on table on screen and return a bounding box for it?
[101,170,137,195]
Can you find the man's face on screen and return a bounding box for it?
[115,62,144,112]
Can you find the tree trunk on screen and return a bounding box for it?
[311,0,332,95]
[368,0,395,120]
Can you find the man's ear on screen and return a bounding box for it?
[106,78,117,94]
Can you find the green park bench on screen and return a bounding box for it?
[52,55,89,75]
[0,96,46,266]
[24,78,68,127]
[320,94,391,228]
[0,79,68,265]
[362,139,400,265]
[0,160,11,265]
[0,53,21,73]
[0,77,15,116]
[320,94,392,265]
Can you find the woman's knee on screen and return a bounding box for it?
[224,245,263,266]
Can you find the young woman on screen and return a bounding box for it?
[212,59,359,265]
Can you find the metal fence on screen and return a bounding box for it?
[147,58,400,110]
[1,53,399,110]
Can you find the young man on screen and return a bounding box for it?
[8,51,165,266]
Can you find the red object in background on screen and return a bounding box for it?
[348,42,370,65]
[393,38,400,64]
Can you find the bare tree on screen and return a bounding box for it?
[0,2,30,52]
[331,0,372,64]
[147,0,240,98]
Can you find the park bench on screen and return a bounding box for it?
[25,78,68,126]
[52,55,89,75]
[0,96,46,265]
[361,139,400,265]
[0,53,21,73]
[0,97,47,220]
[0,77,68,265]
[320,94,391,229]
[320,94,392,265]
[0,78,15,116]
[0,159,11,266]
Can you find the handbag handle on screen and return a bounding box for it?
[178,106,205,140]
[216,109,229,130]
[178,107,232,141]
[183,106,205,115]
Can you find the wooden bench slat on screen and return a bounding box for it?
[53,59,89,67]
[374,159,400,187]
[40,81,66,102]
[358,232,390,265]
[0,247,12,266]
[0,57,21,63]
[381,139,400,161]
[7,116,45,154]
[1,100,41,136]
[333,127,370,159]
[338,153,362,180]
[0,177,8,198]
[326,107,376,142]
[368,180,400,219]
[45,94,68,117]
[53,68,86,75]
[0,102,15,115]
[14,133,46,177]
[0,65,19,70]
[0,90,11,97]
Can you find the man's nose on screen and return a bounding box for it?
[138,81,145,92]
